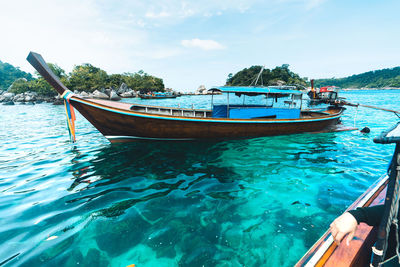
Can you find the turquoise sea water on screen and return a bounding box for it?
[0,90,399,266]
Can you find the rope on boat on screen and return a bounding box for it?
[354,105,358,128]
[335,100,400,116]
[61,90,76,143]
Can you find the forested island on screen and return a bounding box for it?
[314,67,400,88]
[225,65,307,87]
[227,65,400,89]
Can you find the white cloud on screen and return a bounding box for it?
[181,39,225,51]
[105,0,256,26]
[0,0,148,74]
[145,11,171,19]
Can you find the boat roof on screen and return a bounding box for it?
[208,86,303,95]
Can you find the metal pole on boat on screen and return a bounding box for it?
[254,66,265,86]
[227,92,230,118]
[211,91,214,110]
[300,94,303,109]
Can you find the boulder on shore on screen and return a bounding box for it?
[120,91,133,98]
[110,90,121,100]
[52,95,63,105]
[92,90,109,99]
[104,88,112,97]
[13,93,25,102]
[117,83,129,94]
[2,92,15,101]
[79,91,90,98]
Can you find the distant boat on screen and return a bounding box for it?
[138,92,177,99]
[296,122,400,267]
[307,79,341,104]
[27,52,346,143]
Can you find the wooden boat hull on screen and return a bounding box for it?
[296,174,388,267]
[70,97,343,142]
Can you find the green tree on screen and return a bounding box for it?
[107,74,124,89]
[8,78,32,94]
[0,60,33,90]
[68,63,108,92]
[226,65,307,88]
[122,71,164,93]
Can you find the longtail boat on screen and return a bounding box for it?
[27,52,346,143]
[297,122,400,267]
[138,92,177,99]
[307,79,341,105]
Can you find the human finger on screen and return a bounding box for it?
[330,226,338,238]
[334,232,345,244]
[346,231,355,246]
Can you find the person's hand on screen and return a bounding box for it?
[330,212,358,246]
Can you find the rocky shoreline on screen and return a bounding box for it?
[0,83,139,105]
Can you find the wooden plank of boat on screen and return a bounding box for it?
[296,174,388,267]
[26,52,346,142]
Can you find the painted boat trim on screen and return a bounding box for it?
[105,135,195,141]
[72,98,342,124]
[303,174,388,266]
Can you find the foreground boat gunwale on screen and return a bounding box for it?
[296,173,389,266]
[71,96,344,124]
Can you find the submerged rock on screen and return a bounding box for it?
[64,250,83,266]
[3,101,14,105]
[95,216,147,257]
[38,236,75,263]
[82,249,109,267]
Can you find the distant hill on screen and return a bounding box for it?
[314,67,400,88]
[0,60,33,90]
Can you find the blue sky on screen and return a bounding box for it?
[1,0,399,92]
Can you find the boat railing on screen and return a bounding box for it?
[212,104,301,119]
[130,104,212,118]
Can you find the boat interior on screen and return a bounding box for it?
[80,98,336,120]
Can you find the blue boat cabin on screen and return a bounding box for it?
[209,86,303,119]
